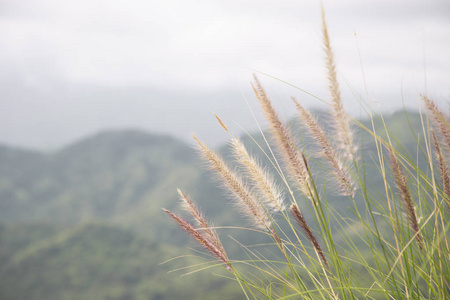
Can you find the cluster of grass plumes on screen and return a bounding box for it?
[163,9,450,300]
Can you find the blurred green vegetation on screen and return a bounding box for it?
[0,111,426,299]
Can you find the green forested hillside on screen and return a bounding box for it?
[0,222,241,300]
[1,131,197,223]
[0,111,428,299]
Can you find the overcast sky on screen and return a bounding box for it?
[1,0,449,150]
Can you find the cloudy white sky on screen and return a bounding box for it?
[1,0,449,150]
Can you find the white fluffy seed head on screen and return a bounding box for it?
[230,137,285,212]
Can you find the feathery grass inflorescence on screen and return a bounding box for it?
[252,76,312,199]
[293,98,356,197]
[388,146,423,250]
[422,95,450,157]
[177,189,226,254]
[192,134,270,229]
[290,204,329,269]
[163,209,232,270]
[431,131,450,208]
[321,8,356,162]
[230,137,285,213]
[214,113,229,133]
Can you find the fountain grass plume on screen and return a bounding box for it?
[252,76,312,199]
[293,98,356,197]
[388,146,424,250]
[230,137,285,213]
[431,131,450,208]
[290,204,329,269]
[192,134,270,230]
[321,7,356,162]
[422,96,450,157]
[163,209,232,271]
[178,189,226,254]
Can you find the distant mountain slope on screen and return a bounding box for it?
[0,222,241,300]
[0,130,203,226]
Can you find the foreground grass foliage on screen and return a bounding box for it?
[164,10,449,299]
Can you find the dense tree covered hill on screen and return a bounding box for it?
[0,222,242,300]
[0,222,59,266]
[0,130,221,231]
